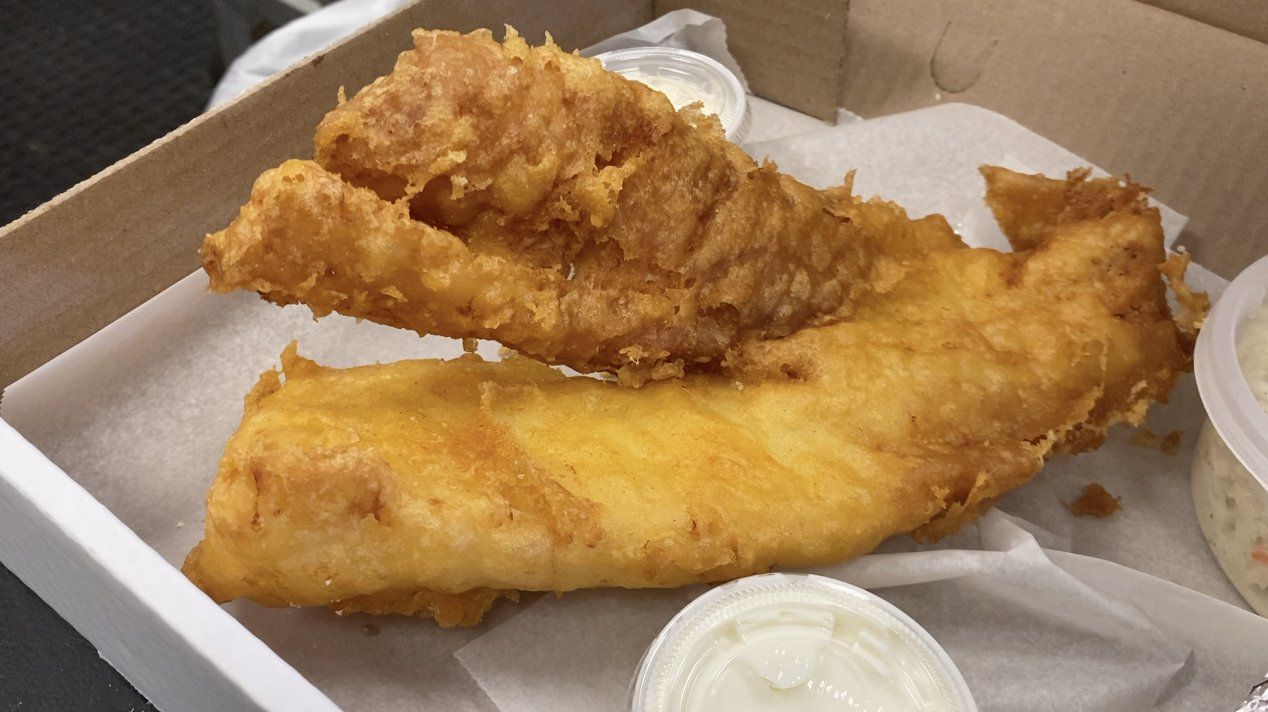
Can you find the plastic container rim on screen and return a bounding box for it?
[1194,253,1268,493]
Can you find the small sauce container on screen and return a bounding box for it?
[1193,254,1268,616]
[630,573,976,711]
[596,47,750,143]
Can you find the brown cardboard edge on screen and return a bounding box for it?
[0,0,655,390]
[1137,0,1268,45]
[841,0,1268,279]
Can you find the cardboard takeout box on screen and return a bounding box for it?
[1,1,1265,709]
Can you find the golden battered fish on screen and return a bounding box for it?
[184,168,1196,626]
[204,29,880,383]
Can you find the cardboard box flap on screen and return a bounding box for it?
[656,0,850,121]
[1138,0,1268,44]
[0,0,654,391]
[3,0,1264,392]
[841,0,1268,278]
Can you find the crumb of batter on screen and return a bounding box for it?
[1160,430,1182,455]
[1066,483,1123,518]
[1130,428,1159,448]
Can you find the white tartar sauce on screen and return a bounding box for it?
[624,71,724,118]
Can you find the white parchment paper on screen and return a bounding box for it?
[4,15,1265,712]
[451,110,1266,712]
[457,510,1268,712]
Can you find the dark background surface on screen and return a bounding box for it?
[2,1,218,709]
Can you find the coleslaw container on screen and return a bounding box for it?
[1192,254,1268,616]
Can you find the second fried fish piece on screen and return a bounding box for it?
[204,28,883,382]
[204,159,957,382]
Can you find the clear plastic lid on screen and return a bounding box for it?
[596,47,750,143]
[630,573,976,712]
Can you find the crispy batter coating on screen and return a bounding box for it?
[202,160,956,382]
[184,168,1196,625]
[204,29,877,382]
[980,165,1151,250]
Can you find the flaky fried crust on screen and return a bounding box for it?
[203,29,877,383]
[184,168,1196,624]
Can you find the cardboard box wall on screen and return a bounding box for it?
[2,0,1266,392]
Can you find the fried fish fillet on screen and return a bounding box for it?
[183,168,1196,626]
[204,29,878,382]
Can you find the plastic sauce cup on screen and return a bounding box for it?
[630,573,977,711]
[596,47,750,143]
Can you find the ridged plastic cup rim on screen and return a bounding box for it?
[596,46,750,143]
[629,572,977,712]
[1194,253,1268,493]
